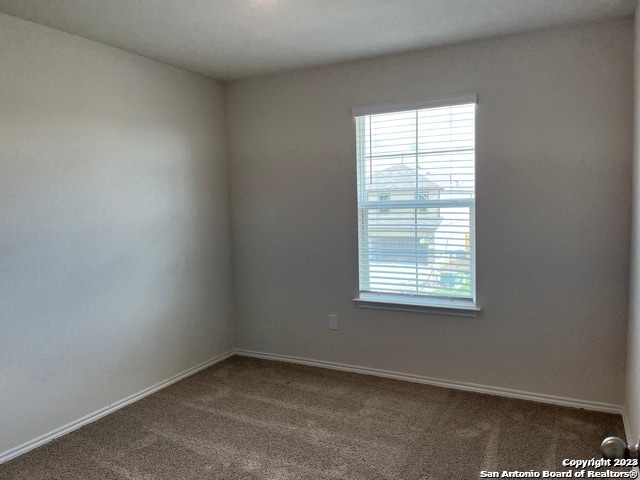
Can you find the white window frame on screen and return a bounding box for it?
[352,93,481,317]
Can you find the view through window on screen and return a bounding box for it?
[354,96,476,305]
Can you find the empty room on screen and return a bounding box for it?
[2,0,640,478]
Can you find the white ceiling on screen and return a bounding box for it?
[0,0,636,81]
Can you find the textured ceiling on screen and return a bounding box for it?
[0,0,636,80]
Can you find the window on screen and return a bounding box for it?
[353,94,479,315]
[416,192,442,215]
[378,194,390,213]
[416,193,428,212]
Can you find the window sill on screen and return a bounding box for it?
[352,294,481,318]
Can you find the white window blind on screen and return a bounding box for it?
[354,94,477,307]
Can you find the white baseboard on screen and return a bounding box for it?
[2,348,625,467]
[0,350,235,465]
[236,349,624,415]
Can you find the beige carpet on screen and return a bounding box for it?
[0,356,625,479]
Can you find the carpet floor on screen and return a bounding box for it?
[0,356,625,479]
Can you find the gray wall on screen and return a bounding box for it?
[0,13,234,455]
[1,10,634,460]
[625,3,640,442]
[226,19,633,406]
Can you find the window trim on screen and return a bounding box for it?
[352,93,477,117]
[353,293,481,317]
[352,93,480,316]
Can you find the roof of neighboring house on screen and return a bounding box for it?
[367,164,443,192]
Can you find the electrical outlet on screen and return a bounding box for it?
[328,314,338,330]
